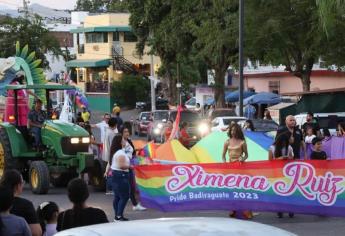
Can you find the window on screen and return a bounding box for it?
[85,32,108,43]
[123,32,137,42]
[268,81,280,94]
[113,32,119,41]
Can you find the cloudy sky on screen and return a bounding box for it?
[1,0,77,10]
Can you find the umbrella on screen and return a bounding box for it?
[191,131,273,163]
[225,90,256,103]
[243,92,281,105]
[154,140,198,163]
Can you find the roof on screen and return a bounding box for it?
[234,70,345,78]
[66,59,111,68]
[267,102,295,110]
[70,26,131,33]
[6,84,76,91]
[282,88,345,96]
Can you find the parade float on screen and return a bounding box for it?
[0,43,103,194]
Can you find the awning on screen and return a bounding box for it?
[66,59,111,68]
[71,26,132,33]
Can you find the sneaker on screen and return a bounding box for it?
[115,216,129,221]
[106,191,114,195]
[132,203,147,211]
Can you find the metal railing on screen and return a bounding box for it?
[85,81,109,93]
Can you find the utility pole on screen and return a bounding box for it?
[150,53,156,112]
[176,62,181,105]
[239,0,244,116]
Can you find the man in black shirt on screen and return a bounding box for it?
[302,112,320,136]
[310,137,327,160]
[277,115,306,160]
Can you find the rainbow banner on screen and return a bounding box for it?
[135,160,345,217]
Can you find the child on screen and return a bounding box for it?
[310,137,327,160]
[0,185,31,236]
[304,126,316,144]
[36,201,59,236]
[269,133,294,160]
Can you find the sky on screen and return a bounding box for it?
[0,0,77,10]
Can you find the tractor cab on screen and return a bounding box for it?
[0,84,94,194]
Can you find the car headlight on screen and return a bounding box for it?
[82,137,90,144]
[157,123,163,129]
[70,137,79,144]
[153,128,161,135]
[198,123,209,135]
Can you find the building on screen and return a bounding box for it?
[67,13,161,112]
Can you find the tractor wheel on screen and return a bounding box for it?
[50,171,78,188]
[0,128,16,179]
[29,161,50,194]
[88,160,106,191]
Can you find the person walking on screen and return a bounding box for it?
[164,120,174,142]
[222,124,252,219]
[0,170,42,236]
[277,115,306,160]
[36,202,59,236]
[56,178,108,231]
[102,117,118,195]
[91,113,111,144]
[121,127,146,211]
[0,185,31,236]
[268,133,295,218]
[106,135,131,221]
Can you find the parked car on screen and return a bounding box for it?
[133,112,152,136]
[185,97,196,110]
[143,97,169,111]
[135,101,146,109]
[238,119,279,132]
[147,110,169,142]
[208,108,237,121]
[295,112,345,135]
[211,116,247,132]
[55,217,295,236]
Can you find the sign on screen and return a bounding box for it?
[135,160,345,217]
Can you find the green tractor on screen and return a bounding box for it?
[0,84,101,194]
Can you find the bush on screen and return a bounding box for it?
[111,74,150,107]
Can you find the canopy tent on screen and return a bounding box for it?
[225,90,256,103]
[243,92,281,105]
[191,131,273,163]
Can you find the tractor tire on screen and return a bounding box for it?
[88,160,106,191]
[29,161,50,194]
[50,171,78,188]
[0,128,16,179]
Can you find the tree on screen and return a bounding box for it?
[246,0,328,91]
[111,74,150,107]
[188,0,239,107]
[75,0,128,12]
[0,15,62,69]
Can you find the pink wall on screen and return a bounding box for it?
[243,75,345,93]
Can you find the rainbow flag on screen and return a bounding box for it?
[139,142,159,158]
[135,160,345,216]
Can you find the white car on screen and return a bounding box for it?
[185,97,196,110]
[55,217,295,236]
[294,112,345,135]
[211,116,247,132]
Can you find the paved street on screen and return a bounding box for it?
[77,109,345,235]
[22,185,345,236]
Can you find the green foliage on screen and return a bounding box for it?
[0,15,62,70]
[75,0,128,12]
[245,0,328,91]
[111,74,150,107]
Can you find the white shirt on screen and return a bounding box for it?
[43,224,57,236]
[269,145,294,159]
[123,140,134,159]
[111,149,130,171]
[305,135,316,144]
[96,121,109,143]
[102,127,118,162]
